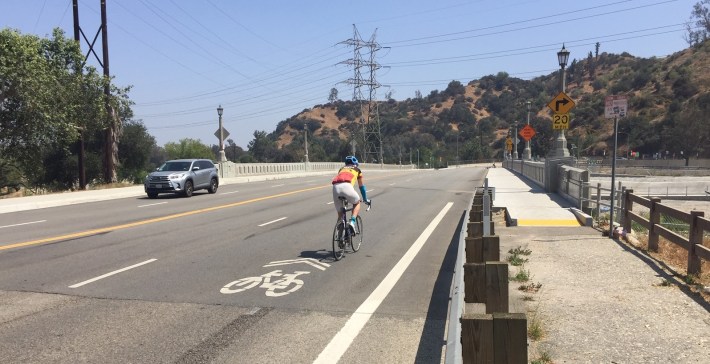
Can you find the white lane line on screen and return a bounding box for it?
[271,184,285,188]
[137,202,168,208]
[326,201,334,205]
[0,220,46,229]
[313,202,454,364]
[258,217,287,227]
[389,183,396,186]
[221,191,239,195]
[69,259,157,288]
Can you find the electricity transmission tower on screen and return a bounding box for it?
[339,25,385,164]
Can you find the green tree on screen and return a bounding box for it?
[247,130,276,162]
[118,120,156,183]
[685,0,710,46]
[164,138,214,160]
[0,28,132,189]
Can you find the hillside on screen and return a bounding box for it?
[265,41,709,164]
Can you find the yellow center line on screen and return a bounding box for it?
[1,184,329,251]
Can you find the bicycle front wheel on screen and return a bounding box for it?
[351,215,363,252]
[332,221,346,261]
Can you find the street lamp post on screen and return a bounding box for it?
[217,105,226,162]
[512,121,519,159]
[523,100,532,160]
[552,44,571,157]
[456,132,459,166]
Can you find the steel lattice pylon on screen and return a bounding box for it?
[338,25,385,164]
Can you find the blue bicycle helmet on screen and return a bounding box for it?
[344,155,359,166]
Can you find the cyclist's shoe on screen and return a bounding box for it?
[349,220,358,235]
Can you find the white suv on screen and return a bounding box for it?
[144,159,219,198]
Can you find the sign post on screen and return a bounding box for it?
[605,95,628,238]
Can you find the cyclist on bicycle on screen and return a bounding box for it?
[332,155,370,233]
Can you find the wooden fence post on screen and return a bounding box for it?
[623,189,633,234]
[688,210,705,275]
[493,313,528,364]
[648,197,662,252]
[485,262,509,314]
[461,314,493,363]
[464,263,485,303]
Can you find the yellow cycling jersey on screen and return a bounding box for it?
[331,166,363,186]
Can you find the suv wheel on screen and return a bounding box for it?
[183,180,194,197]
[147,192,158,199]
[208,178,218,194]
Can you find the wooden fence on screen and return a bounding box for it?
[459,190,527,363]
[622,189,710,275]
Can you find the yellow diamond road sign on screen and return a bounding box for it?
[547,92,575,114]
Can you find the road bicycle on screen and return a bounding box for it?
[332,197,370,260]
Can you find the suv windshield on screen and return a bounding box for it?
[158,161,192,172]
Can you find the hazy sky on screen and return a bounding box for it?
[1,0,697,148]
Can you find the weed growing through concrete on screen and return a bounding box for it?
[519,282,543,293]
[511,268,531,282]
[522,295,535,301]
[531,351,553,364]
[507,246,531,266]
[528,313,544,340]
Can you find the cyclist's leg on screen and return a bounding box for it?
[332,185,344,220]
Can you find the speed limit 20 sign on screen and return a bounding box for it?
[553,113,570,130]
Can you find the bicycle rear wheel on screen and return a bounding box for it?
[332,221,346,260]
[351,215,363,252]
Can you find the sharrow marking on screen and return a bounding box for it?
[263,258,331,271]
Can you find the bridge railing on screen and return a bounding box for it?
[216,161,415,178]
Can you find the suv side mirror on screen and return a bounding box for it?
[192,166,200,171]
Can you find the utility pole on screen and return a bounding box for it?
[72,0,86,190]
[73,0,119,183]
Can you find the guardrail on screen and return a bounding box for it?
[447,185,527,363]
[622,189,710,275]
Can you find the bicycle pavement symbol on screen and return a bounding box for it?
[220,258,330,297]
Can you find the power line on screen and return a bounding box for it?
[386,0,678,48]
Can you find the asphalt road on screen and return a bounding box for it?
[0,167,486,364]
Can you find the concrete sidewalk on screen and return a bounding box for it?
[486,167,581,226]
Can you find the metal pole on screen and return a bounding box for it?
[513,122,518,159]
[552,64,570,157]
[609,116,618,238]
[523,101,531,160]
[217,106,226,162]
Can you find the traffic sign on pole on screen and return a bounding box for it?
[552,113,570,130]
[604,95,628,119]
[547,91,576,114]
[214,127,230,140]
[519,124,536,141]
